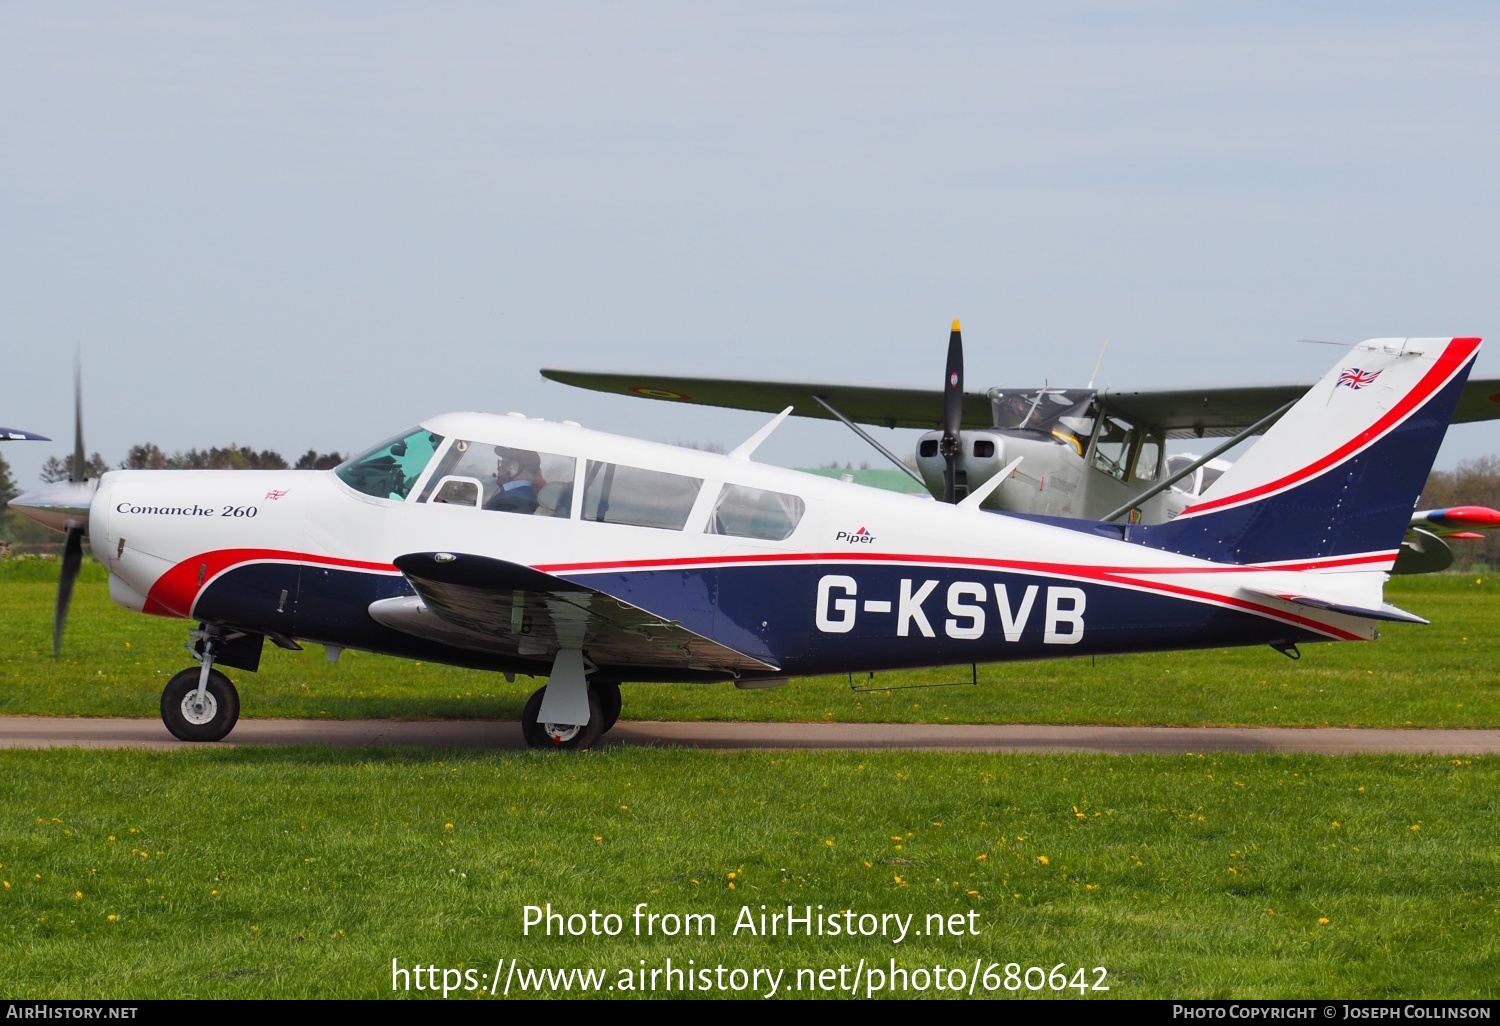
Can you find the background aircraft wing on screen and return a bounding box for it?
[544,369,1500,437]
[0,426,50,441]
[1101,378,1500,438]
[379,552,779,676]
[539,368,994,429]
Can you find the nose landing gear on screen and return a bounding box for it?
[160,632,241,742]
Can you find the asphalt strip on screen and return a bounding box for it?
[1,717,1499,754]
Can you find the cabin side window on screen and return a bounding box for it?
[582,461,702,530]
[706,484,805,541]
[335,428,446,501]
[415,440,576,517]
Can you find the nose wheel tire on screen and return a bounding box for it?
[160,668,241,742]
[520,685,604,750]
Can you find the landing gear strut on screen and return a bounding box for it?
[160,631,241,742]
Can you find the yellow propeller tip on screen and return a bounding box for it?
[951,319,961,332]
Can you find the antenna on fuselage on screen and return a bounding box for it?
[727,405,794,461]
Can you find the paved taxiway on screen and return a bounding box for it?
[2,717,1499,754]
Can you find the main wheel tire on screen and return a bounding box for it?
[160,668,241,742]
[520,685,604,750]
[594,682,622,733]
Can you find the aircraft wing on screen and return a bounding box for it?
[0,426,50,441]
[539,369,995,429]
[542,369,1500,438]
[378,552,779,676]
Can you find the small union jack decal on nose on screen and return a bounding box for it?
[1337,367,1381,390]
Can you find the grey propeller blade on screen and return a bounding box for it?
[54,526,83,656]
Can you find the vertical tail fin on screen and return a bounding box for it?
[1140,337,1481,566]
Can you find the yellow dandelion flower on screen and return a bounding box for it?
[895,844,902,851]
[890,836,902,842]
[108,836,115,842]
[620,806,628,811]
[211,890,218,896]
[251,925,259,932]
[107,914,116,922]
[864,861,872,868]
[967,890,979,896]
[444,823,453,830]
[1086,884,1098,891]
[690,879,699,886]
[728,882,735,889]
[1331,821,1340,829]
[1228,868,1238,874]
[1318,918,1330,925]
[74,891,82,899]
[1267,909,1275,917]
[2,882,8,889]
[1410,824,1421,832]
[976,854,987,861]
[1037,856,1049,865]
[593,835,603,843]
[1359,786,1365,793]
[824,839,833,847]
[727,871,736,880]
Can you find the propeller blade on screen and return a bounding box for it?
[71,363,87,483]
[54,526,84,656]
[940,319,964,502]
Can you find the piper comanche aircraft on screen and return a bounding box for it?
[9,335,1481,748]
[544,325,1500,571]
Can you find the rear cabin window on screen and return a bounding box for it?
[582,461,702,530]
[707,484,805,541]
[416,440,576,517]
[335,428,445,501]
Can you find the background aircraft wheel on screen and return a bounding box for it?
[160,668,240,742]
[520,685,603,750]
[593,682,622,733]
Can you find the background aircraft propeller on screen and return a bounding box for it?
[940,319,964,502]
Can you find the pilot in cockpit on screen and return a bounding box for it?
[485,446,543,514]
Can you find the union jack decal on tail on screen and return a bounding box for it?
[1337,367,1381,390]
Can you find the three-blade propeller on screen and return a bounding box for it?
[939,320,964,503]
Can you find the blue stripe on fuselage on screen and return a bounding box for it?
[192,558,1334,682]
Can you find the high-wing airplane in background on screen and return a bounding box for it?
[1,426,49,441]
[9,336,1482,748]
[542,324,1500,571]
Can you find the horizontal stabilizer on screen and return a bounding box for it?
[1243,589,1429,625]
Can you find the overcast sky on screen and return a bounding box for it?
[3,3,1499,486]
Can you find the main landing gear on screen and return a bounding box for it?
[519,648,621,750]
[160,631,241,742]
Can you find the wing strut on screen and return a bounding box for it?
[811,395,927,488]
[1100,398,1297,523]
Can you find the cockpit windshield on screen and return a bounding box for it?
[987,388,1098,456]
[335,427,445,500]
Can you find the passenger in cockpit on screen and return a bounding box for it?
[486,447,543,514]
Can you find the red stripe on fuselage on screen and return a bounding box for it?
[143,548,399,618]
[1181,337,1480,518]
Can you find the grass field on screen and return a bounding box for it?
[1,745,1495,999]
[2,561,1497,727]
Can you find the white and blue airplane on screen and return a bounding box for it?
[10,336,1481,748]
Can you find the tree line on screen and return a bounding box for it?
[37,444,346,482]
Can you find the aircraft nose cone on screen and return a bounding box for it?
[9,480,98,533]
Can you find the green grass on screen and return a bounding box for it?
[1,746,1495,998]
[2,563,1499,726]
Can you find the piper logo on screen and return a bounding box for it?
[835,526,876,545]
